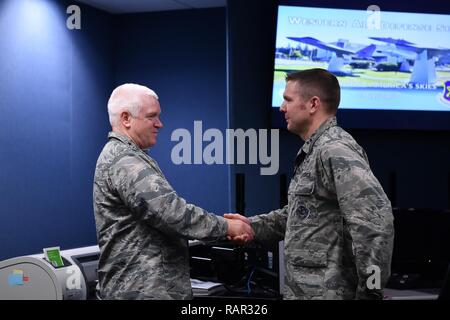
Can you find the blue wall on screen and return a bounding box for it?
[227,0,282,215]
[0,0,113,260]
[113,8,229,214]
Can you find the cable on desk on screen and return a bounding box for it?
[247,267,256,295]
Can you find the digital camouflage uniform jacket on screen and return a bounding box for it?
[250,117,394,300]
[93,132,228,300]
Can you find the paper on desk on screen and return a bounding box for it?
[190,278,223,289]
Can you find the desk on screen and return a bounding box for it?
[195,289,439,300]
[384,288,440,300]
[193,285,281,300]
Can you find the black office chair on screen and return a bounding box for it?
[438,263,450,300]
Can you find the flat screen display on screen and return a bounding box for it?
[271,4,450,129]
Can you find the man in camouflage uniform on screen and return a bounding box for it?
[226,69,394,299]
[93,83,253,300]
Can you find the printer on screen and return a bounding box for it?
[0,245,100,300]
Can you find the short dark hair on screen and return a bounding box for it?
[286,68,340,113]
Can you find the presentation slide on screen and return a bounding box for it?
[272,6,450,112]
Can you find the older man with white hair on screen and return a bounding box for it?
[93,83,254,300]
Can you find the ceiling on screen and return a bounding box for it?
[75,0,227,14]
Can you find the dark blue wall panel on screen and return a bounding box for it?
[0,0,113,260]
[227,0,281,215]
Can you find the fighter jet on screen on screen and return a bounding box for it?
[286,36,376,76]
[286,36,450,85]
[369,37,450,85]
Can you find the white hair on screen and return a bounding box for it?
[107,83,159,127]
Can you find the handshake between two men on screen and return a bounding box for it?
[224,213,254,244]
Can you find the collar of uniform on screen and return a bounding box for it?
[301,116,337,154]
[108,131,147,153]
